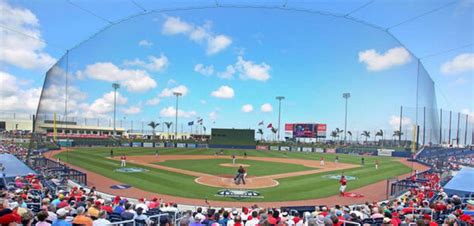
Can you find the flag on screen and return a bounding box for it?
[267,123,273,128]
[258,121,264,126]
[197,118,203,125]
[188,121,194,126]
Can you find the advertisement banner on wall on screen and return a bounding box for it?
[326,148,336,153]
[256,145,269,150]
[377,149,394,157]
[187,143,197,148]
[155,143,165,148]
[121,143,131,147]
[316,124,327,138]
[270,146,279,151]
[302,147,313,152]
[177,143,186,148]
[197,144,208,148]
[280,146,290,151]
[132,142,142,147]
[314,148,324,153]
[143,143,153,148]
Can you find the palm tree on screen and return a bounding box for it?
[361,131,370,143]
[147,121,159,139]
[347,131,352,142]
[271,127,278,141]
[330,130,338,141]
[257,129,264,141]
[335,128,344,141]
[393,130,403,146]
[164,122,173,139]
[375,129,383,145]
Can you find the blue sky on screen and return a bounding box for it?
[0,0,473,138]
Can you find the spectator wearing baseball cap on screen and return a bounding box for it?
[87,201,101,219]
[52,209,71,226]
[245,211,259,226]
[72,206,93,226]
[135,198,148,213]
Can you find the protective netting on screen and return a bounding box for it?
[31,5,471,147]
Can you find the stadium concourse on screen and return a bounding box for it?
[1,142,474,226]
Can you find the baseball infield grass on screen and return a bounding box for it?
[155,158,314,177]
[54,147,412,202]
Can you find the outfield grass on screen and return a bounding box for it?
[155,158,314,177]
[54,147,412,202]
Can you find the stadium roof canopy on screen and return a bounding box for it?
[444,167,474,197]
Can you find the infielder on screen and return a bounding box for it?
[232,154,236,165]
[120,155,127,167]
[320,157,325,167]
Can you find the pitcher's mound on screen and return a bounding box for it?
[220,163,250,167]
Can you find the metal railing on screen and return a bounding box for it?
[342,220,361,226]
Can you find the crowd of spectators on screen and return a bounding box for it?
[0,142,29,160]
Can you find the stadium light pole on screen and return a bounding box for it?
[276,96,285,141]
[173,92,182,140]
[343,93,351,144]
[112,83,120,136]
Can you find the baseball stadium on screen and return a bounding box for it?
[1,1,474,225]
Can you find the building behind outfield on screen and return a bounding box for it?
[210,128,255,146]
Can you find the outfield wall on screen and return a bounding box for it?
[114,141,412,157]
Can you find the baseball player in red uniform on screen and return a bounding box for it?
[339,174,347,196]
[120,155,127,167]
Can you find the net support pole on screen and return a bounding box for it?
[423,107,426,146]
[456,112,460,146]
[448,111,452,145]
[399,106,403,145]
[439,108,443,144]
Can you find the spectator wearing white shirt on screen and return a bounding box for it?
[93,210,111,226]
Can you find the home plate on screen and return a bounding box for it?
[343,192,364,198]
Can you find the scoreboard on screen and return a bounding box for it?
[284,123,327,138]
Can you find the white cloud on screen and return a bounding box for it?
[0,71,41,112]
[162,16,192,35]
[211,86,234,99]
[260,103,273,112]
[159,85,189,97]
[207,35,232,55]
[80,62,157,92]
[0,71,19,96]
[138,39,153,47]
[161,16,232,55]
[160,106,196,118]
[200,100,207,104]
[241,104,253,113]
[194,64,214,76]
[122,105,141,115]
[123,54,169,72]
[235,56,271,81]
[0,1,56,70]
[146,97,161,106]
[358,47,411,71]
[85,91,127,116]
[388,115,413,130]
[217,65,236,79]
[441,53,474,75]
